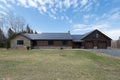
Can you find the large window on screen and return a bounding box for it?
[96,33,99,38]
[17,40,24,45]
[48,40,54,45]
[93,32,99,39]
[63,41,68,45]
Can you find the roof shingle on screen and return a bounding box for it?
[23,33,72,40]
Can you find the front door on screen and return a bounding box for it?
[73,42,81,48]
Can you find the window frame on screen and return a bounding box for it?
[17,40,24,45]
[96,33,99,38]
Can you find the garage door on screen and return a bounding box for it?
[98,41,107,49]
[85,41,93,49]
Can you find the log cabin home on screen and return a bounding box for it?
[10,29,112,49]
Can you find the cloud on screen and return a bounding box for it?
[0,0,7,4]
[0,5,7,10]
[71,0,78,8]
[64,0,71,8]
[48,12,56,19]
[73,24,87,30]
[81,1,93,12]
[103,29,120,40]
[95,8,120,21]
[50,8,56,14]
[72,6,120,40]
[28,0,38,8]
[73,23,109,32]
[0,0,99,22]
[17,0,28,8]
[56,1,63,9]
[8,0,16,4]
[1,0,119,40]
[61,16,64,20]
[38,6,47,14]
[83,15,90,19]
[81,0,88,6]
[72,23,120,40]
[72,8,120,40]
[0,11,8,16]
[108,12,120,21]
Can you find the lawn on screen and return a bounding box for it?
[0,49,120,80]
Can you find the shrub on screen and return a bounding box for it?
[26,46,31,50]
[60,47,63,50]
[5,39,10,49]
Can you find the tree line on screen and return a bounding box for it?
[0,12,37,49]
[111,37,120,49]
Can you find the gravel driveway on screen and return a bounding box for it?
[89,49,120,58]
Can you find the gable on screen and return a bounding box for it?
[11,34,30,41]
[10,33,31,40]
[82,30,112,40]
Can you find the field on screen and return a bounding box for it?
[0,49,120,80]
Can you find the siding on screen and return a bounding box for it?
[83,30,111,49]
[32,40,72,49]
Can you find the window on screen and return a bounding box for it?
[17,40,24,45]
[63,41,68,45]
[96,33,99,38]
[33,41,37,46]
[48,40,53,45]
[93,32,99,39]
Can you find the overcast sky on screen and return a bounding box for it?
[0,0,120,40]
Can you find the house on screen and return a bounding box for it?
[11,33,73,49]
[72,29,112,49]
[10,29,112,49]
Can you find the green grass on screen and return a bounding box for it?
[0,49,120,80]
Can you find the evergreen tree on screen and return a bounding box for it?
[31,30,33,34]
[26,24,31,33]
[0,28,6,47]
[25,24,34,34]
[0,28,5,41]
[35,31,37,34]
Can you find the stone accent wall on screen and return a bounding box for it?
[11,35,31,49]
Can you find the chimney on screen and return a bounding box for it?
[68,30,70,34]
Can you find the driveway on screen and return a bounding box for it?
[88,49,120,58]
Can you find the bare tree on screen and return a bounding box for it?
[0,13,8,40]
[8,12,25,33]
[111,37,120,49]
[117,37,120,48]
